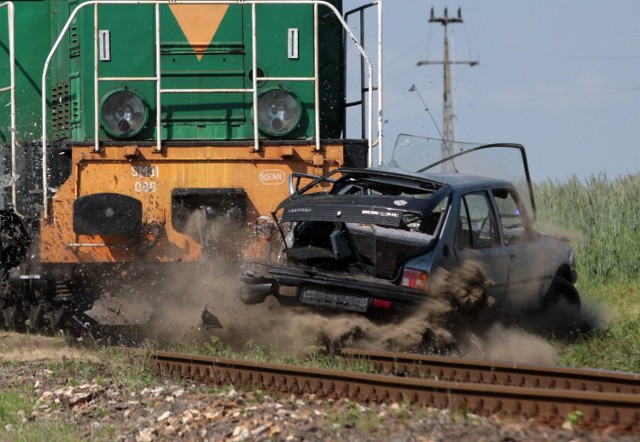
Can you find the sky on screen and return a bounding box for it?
[359,0,640,182]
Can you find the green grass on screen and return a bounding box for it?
[0,345,160,442]
[0,391,82,442]
[325,399,387,437]
[159,336,377,373]
[47,358,101,385]
[97,347,157,390]
[555,281,640,372]
[534,175,640,372]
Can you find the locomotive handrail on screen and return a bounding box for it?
[41,0,381,220]
[0,2,18,216]
[344,1,383,165]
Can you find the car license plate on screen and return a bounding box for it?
[300,288,369,313]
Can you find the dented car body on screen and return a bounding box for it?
[242,139,578,315]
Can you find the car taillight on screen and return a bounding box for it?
[401,268,429,291]
[372,298,392,310]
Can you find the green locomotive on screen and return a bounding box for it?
[0,0,382,332]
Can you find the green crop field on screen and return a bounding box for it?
[535,174,640,283]
[534,174,640,372]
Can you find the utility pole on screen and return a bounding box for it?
[417,7,477,163]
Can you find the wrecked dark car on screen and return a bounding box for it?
[241,137,579,317]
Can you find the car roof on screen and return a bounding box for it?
[352,165,515,191]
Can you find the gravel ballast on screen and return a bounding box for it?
[0,333,635,441]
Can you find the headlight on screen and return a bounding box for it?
[257,89,301,137]
[100,89,148,138]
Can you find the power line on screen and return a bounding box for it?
[416,7,478,167]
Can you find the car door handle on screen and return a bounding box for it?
[509,253,517,260]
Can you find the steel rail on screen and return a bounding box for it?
[341,348,640,395]
[150,351,640,430]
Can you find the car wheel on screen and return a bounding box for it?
[543,276,581,313]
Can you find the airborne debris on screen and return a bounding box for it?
[201,305,223,329]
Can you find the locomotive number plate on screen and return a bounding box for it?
[132,164,159,193]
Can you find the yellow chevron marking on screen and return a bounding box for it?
[168,5,230,61]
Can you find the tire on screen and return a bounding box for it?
[543,276,581,313]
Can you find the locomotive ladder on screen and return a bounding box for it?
[41,0,383,220]
[0,2,17,216]
[344,2,382,154]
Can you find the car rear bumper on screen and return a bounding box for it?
[261,264,428,313]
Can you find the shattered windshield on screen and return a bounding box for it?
[390,134,536,220]
[391,134,482,173]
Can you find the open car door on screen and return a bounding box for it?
[391,134,536,221]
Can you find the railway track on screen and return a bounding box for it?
[150,350,640,431]
[341,348,640,394]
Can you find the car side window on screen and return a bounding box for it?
[457,192,500,249]
[492,188,528,244]
[419,197,448,235]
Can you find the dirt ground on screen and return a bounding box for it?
[0,332,633,442]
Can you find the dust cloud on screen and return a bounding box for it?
[118,252,603,366]
[97,256,474,354]
[97,250,605,368]
[135,260,492,356]
[95,214,603,366]
[460,324,558,365]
